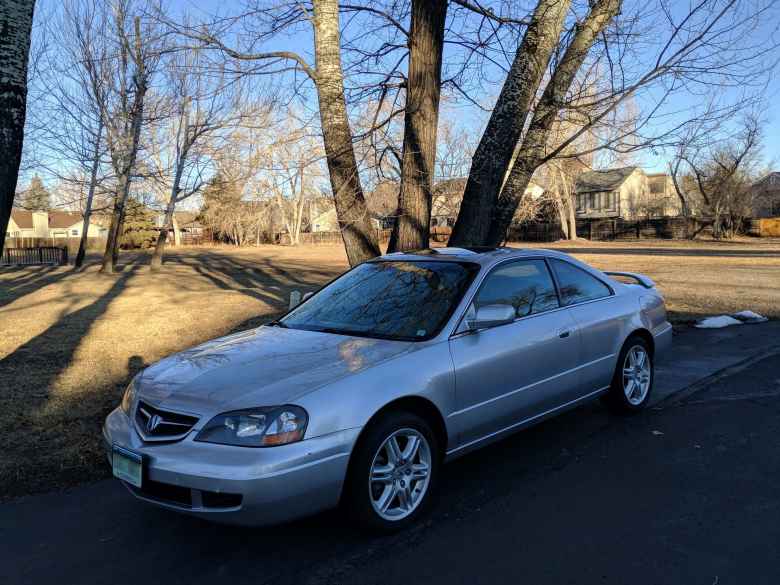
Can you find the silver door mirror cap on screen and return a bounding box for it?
[468,304,516,330]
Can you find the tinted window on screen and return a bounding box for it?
[281,261,478,341]
[474,259,559,318]
[550,259,611,306]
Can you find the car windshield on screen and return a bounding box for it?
[281,260,479,341]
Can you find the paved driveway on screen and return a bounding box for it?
[3,323,780,585]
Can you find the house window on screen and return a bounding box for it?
[71,229,78,236]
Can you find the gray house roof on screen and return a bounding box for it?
[576,167,638,193]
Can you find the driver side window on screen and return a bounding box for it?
[474,259,560,319]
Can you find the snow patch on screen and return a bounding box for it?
[695,315,743,329]
[732,310,769,323]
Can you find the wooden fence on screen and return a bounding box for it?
[4,236,106,255]
[1,246,68,266]
[508,217,714,242]
[749,218,780,237]
[287,229,392,246]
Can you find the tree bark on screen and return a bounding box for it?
[486,0,622,245]
[448,0,572,247]
[566,194,577,240]
[312,0,381,266]
[75,120,103,268]
[388,0,447,252]
[151,196,176,270]
[0,0,35,259]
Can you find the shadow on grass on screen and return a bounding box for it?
[0,269,138,497]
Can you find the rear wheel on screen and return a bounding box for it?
[345,411,440,532]
[604,335,654,413]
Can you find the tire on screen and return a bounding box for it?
[603,335,654,413]
[344,410,441,533]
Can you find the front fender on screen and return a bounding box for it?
[295,340,456,449]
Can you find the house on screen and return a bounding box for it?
[310,207,340,232]
[5,209,107,239]
[575,167,682,220]
[752,172,780,218]
[48,211,107,238]
[430,178,546,228]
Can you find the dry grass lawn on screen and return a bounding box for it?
[1,238,778,499]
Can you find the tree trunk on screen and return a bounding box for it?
[388,0,447,252]
[566,195,577,240]
[75,120,103,268]
[151,196,176,270]
[486,0,622,245]
[312,0,381,265]
[102,171,130,273]
[448,0,572,247]
[0,0,36,259]
[555,192,569,239]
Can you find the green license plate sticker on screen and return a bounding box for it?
[112,445,142,488]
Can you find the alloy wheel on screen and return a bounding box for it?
[368,428,432,521]
[623,345,651,405]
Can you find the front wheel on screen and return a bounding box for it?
[604,336,654,413]
[344,411,440,532]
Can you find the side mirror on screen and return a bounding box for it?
[467,304,516,330]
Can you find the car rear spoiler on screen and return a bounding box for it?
[603,271,656,289]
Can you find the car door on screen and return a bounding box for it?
[548,258,621,394]
[448,259,581,447]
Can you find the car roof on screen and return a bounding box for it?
[375,246,570,267]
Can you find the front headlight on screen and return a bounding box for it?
[120,376,138,414]
[195,406,308,447]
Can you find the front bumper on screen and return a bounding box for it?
[103,407,360,525]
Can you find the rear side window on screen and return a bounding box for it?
[550,259,612,306]
[474,259,559,318]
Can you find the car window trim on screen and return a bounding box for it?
[450,256,563,336]
[546,257,615,308]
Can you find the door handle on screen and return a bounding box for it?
[557,329,571,338]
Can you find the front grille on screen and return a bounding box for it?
[135,400,198,441]
[127,480,243,510]
[131,479,193,507]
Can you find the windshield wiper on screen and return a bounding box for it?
[266,320,288,328]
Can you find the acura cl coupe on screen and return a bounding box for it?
[104,247,671,531]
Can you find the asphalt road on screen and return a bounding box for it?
[3,326,780,585]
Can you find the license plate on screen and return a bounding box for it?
[112,445,143,488]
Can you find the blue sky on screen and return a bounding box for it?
[177,0,780,174]
[30,0,780,186]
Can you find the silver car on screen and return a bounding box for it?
[104,247,671,531]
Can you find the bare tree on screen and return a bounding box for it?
[675,114,762,238]
[74,0,161,273]
[388,0,448,252]
[147,51,263,269]
[167,0,381,265]
[447,0,573,246]
[451,0,778,246]
[260,124,325,246]
[0,0,36,259]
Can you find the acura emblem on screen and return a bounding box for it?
[147,414,163,433]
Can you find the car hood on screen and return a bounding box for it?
[136,326,415,415]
